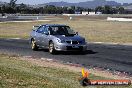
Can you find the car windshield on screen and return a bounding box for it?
[48,26,76,35]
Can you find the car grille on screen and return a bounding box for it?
[66,41,81,44]
[66,46,83,51]
[72,41,78,44]
[66,41,71,44]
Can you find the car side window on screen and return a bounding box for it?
[43,27,48,33]
[43,27,49,34]
[36,26,45,33]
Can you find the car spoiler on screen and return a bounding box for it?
[32,25,40,31]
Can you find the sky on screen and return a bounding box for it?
[0,0,132,5]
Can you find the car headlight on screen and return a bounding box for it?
[57,39,65,43]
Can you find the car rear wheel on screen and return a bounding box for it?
[31,39,38,51]
[49,42,56,54]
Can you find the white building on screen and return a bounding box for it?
[82,11,100,15]
[82,11,88,15]
[89,12,96,15]
[96,12,102,15]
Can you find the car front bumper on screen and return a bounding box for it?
[54,43,87,51]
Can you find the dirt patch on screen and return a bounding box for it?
[21,56,132,81]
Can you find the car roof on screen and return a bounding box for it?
[42,24,68,27]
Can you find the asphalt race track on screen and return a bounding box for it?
[0,15,61,22]
[0,38,132,75]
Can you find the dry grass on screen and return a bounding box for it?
[0,16,132,43]
[0,54,82,88]
[0,54,107,88]
[0,54,131,88]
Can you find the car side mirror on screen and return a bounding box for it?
[32,29,35,31]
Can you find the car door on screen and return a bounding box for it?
[40,26,50,48]
[35,26,44,46]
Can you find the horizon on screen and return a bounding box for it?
[0,0,132,5]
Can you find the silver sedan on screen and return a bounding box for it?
[30,24,87,54]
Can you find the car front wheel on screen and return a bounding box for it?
[49,42,56,54]
[31,39,38,51]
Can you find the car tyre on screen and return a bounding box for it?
[49,42,56,54]
[31,39,38,51]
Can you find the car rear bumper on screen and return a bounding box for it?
[54,43,87,51]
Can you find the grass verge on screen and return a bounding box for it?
[0,54,131,88]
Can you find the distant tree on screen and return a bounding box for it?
[9,0,17,8]
[76,7,83,12]
[111,8,118,14]
[0,0,18,14]
[88,8,94,12]
[56,7,63,14]
[95,6,125,14]
[43,5,57,14]
[39,7,44,14]
[71,6,75,11]
[0,2,125,14]
[1,5,6,13]
[67,7,75,14]
[2,5,16,13]
[62,7,68,13]
[16,3,28,14]
[103,5,113,14]
[0,6,2,13]
[95,6,104,12]
[117,7,125,14]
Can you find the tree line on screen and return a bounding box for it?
[0,0,125,15]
